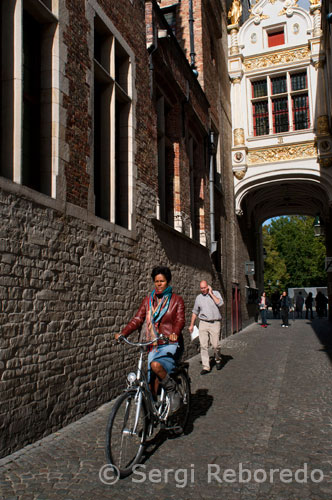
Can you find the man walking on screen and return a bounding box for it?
[189,280,224,375]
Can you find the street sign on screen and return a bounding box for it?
[325,257,332,272]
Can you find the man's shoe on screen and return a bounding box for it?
[200,369,210,375]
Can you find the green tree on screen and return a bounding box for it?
[263,216,326,291]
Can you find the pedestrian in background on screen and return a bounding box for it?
[189,280,224,375]
[280,290,291,328]
[258,291,269,328]
[305,292,314,319]
[295,291,304,319]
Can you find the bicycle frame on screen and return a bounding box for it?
[120,336,170,434]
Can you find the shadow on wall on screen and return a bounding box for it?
[152,219,214,272]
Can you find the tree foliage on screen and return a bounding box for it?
[263,216,326,293]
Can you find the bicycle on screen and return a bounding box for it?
[105,334,191,478]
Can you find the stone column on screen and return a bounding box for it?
[310,3,322,37]
[228,24,240,56]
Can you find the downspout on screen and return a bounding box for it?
[209,131,217,254]
[189,0,198,76]
[148,42,158,100]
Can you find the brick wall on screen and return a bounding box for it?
[0,0,256,458]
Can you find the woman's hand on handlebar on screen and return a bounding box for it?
[169,333,178,342]
[115,333,123,342]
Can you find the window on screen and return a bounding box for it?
[0,1,57,195]
[161,6,177,35]
[251,71,310,136]
[156,94,174,226]
[93,16,132,228]
[267,29,285,48]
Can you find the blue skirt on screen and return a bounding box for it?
[147,343,183,381]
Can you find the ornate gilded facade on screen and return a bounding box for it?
[228,0,332,296]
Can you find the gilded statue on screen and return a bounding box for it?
[309,0,320,5]
[228,0,242,25]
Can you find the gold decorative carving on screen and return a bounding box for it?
[317,115,330,135]
[309,0,320,6]
[232,77,241,84]
[249,12,269,21]
[248,143,317,164]
[234,169,246,180]
[228,0,242,25]
[234,128,245,145]
[244,46,310,70]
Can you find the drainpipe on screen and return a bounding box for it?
[148,42,158,100]
[189,0,198,76]
[209,131,217,254]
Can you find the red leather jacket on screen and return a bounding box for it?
[121,293,185,343]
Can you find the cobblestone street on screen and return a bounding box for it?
[1,317,332,500]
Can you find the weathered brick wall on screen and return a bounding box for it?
[0,177,215,457]
[0,0,256,458]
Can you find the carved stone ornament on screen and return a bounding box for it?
[279,0,299,17]
[249,4,269,24]
[248,143,317,164]
[244,46,310,70]
[234,152,244,162]
[234,128,245,146]
[233,167,247,179]
[317,115,330,136]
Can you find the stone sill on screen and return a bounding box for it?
[151,217,209,252]
[0,176,137,241]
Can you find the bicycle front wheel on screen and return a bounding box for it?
[105,390,148,478]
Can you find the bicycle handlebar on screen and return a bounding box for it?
[117,334,169,347]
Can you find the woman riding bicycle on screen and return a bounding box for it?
[115,266,185,413]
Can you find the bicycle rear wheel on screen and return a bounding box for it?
[169,370,190,435]
[105,390,148,478]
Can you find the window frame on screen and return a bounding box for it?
[0,0,59,196]
[250,69,310,137]
[92,10,135,230]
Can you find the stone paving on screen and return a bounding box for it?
[1,316,332,500]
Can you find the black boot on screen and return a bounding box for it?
[160,374,181,413]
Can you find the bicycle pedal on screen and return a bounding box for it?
[164,424,182,431]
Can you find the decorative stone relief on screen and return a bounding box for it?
[233,165,248,179]
[234,128,245,146]
[234,152,244,162]
[249,4,269,25]
[248,143,317,164]
[244,46,310,70]
[278,0,299,17]
[251,32,257,43]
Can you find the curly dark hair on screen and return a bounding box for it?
[151,266,172,283]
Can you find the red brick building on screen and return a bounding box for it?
[0,0,255,457]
